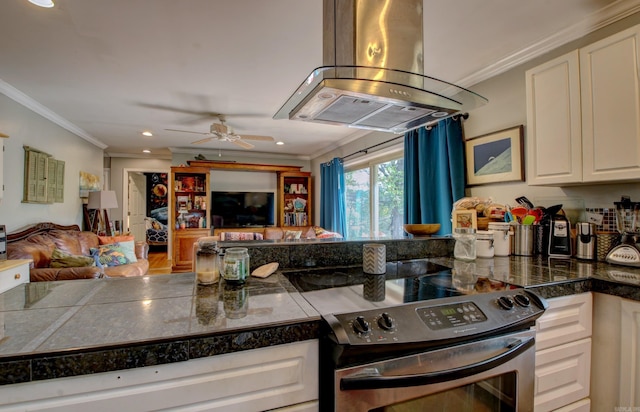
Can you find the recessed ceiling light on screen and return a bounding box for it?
[276,141,284,145]
[28,0,54,8]
[142,149,151,154]
[142,131,153,137]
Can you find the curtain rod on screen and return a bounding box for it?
[339,112,469,161]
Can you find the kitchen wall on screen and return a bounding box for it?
[465,12,640,211]
[0,94,104,232]
[311,12,640,224]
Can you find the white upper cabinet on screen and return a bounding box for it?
[526,50,582,185]
[581,25,640,182]
[526,24,640,185]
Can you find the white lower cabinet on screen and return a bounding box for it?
[0,260,30,294]
[0,340,319,412]
[534,293,592,411]
[592,293,640,410]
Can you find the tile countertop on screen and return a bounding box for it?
[2,254,640,386]
[0,273,321,385]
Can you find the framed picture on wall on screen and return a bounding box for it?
[452,209,478,230]
[465,125,524,186]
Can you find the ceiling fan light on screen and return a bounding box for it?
[142,149,151,153]
[142,131,153,137]
[28,0,55,8]
[276,141,284,145]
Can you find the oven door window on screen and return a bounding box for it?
[371,371,516,412]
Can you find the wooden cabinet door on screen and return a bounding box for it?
[526,50,582,185]
[172,229,208,272]
[581,24,640,182]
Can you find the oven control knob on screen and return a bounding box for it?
[353,316,371,334]
[377,312,395,330]
[514,294,531,307]
[497,296,515,310]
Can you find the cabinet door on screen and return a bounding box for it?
[172,229,208,272]
[620,299,640,408]
[534,338,591,412]
[526,50,582,185]
[581,24,640,182]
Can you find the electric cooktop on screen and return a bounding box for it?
[283,259,514,316]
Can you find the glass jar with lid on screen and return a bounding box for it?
[222,247,250,284]
[195,238,220,285]
[453,227,477,261]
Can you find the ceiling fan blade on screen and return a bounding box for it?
[232,139,255,149]
[191,137,214,145]
[165,128,209,135]
[239,135,275,142]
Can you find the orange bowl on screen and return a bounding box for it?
[403,224,441,236]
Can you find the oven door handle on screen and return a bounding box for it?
[340,336,534,390]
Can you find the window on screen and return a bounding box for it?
[345,154,404,239]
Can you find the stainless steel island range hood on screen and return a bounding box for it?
[274,0,488,134]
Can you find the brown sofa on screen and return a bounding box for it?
[7,223,149,282]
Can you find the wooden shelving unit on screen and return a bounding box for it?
[170,166,210,272]
[277,172,312,227]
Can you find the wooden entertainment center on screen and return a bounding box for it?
[170,161,312,272]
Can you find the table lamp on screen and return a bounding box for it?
[87,190,118,236]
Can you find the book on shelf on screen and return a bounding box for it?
[285,212,308,226]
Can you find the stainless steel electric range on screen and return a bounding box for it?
[283,259,548,412]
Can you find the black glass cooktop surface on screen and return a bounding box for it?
[283,259,512,316]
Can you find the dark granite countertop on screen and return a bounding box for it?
[2,252,640,387]
[0,273,321,385]
[429,255,640,301]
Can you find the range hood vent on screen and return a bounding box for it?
[274,0,488,134]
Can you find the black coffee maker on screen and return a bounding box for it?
[535,205,572,257]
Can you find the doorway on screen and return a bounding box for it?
[122,168,170,250]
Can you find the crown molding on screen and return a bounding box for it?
[456,0,640,88]
[167,146,311,161]
[0,79,108,149]
[105,152,172,160]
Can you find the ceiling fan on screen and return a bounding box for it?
[166,115,275,149]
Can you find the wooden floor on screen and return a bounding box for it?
[147,248,172,275]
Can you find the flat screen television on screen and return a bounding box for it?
[210,191,275,228]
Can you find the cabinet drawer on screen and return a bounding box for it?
[0,260,30,294]
[553,398,590,412]
[535,293,592,350]
[534,338,591,412]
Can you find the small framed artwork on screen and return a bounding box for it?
[465,125,524,186]
[452,209,478,230]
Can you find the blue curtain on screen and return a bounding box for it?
[403,117,465,235]
[320,157,347,236]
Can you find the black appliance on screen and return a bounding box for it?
[210,191,275,228]
[284,260,548,411]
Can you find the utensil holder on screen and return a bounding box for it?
[513,225,535,256]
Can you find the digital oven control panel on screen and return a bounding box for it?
[416,302,487,330]
[324,289,548,346]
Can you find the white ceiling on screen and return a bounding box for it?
[1,0,638,159]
